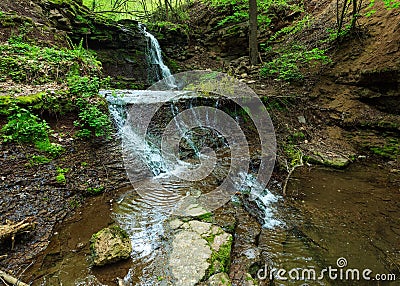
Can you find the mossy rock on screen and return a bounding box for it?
[0,93,44,115]
[305,152,351,169]
[89,225,132,266]
[205,272,232,286]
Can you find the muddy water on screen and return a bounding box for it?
[259,162,400,285]
[23,163,399,285]
[24,188,134,286]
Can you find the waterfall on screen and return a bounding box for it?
[101,89,283,284]
[138,23,175,86]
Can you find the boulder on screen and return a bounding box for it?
[168,218,233,286]
[90,225,132,266]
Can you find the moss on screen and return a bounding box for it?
[198,212,214,223]
[110,224,129,239]
[207,236,233,276]
[370,138,400,159]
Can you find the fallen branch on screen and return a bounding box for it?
[0,217,36,249]
[0,270,29,286]
[282,152,304,196]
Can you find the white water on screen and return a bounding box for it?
[138,23,175,87]
[100,27,283,284]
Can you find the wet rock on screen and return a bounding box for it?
[306,151,351,169]
[168,218,233,286]
[204,272,232,285]
[90,225,132,266]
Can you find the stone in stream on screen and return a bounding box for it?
[306,151,351,169]
[90,225,132,266]
[168,218,233,286]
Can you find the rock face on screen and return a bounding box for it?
[168,218,233,286]
[39,0,148,86]
[90,225,132,266]
[0,0,149,86]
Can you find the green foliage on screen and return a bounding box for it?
[366,0,400,16]
[333,0,400,41]
[1,107,49,143]
[87,186,105,195]
[56,167,69,184]
[67,74,101,96]
[260,46,331,82]
[210,0,304,31]
[67,75,112,139]
[270,15,312,42]
[370,138,400,159]
[285,145,303,167]
[1,107,63,156]
[35,140,64,157]
[217,10,248,27]
[0,39,101,84]
[74,105,112,138]
[29,155,51,165]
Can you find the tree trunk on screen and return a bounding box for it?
[249,0,258,65]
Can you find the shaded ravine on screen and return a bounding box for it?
[21,25,399,286]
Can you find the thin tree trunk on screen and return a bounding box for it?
[350,0,360,29]
[337,0,349,36]
[249,0,258,65]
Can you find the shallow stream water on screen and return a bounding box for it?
[24,162,399,285]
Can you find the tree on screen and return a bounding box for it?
[335,0,400,40]
[336,0,362,38]
[249,0,258,65]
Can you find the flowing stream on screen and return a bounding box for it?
[25,26,399,286]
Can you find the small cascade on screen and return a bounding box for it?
[108,98,167,176]
[138,23,175,86]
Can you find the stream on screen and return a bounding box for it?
[23,24,399,286]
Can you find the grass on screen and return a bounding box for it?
[0,37,100,84]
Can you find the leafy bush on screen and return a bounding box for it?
[260,46,331,82]
[68,75,112,139]
[1,107,49,143]
[0,39,101,84]
[74,105,112,138]
[1,107,64,157]
[56,167,69,184]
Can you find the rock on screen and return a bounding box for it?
[297,115,306,124]
[168,218,233,286]
[306,152,351,169]
[169,229,212,285]
[90,225,132,266]
[205,272,232,285]
[244,273,258,286]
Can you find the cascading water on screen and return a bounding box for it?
[138,23,175,87]
[103,87,283,284]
